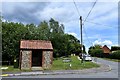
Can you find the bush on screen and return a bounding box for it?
[14,58,19,68]
[102,53,110,58]
[111,46,120,51]
[90,49,103,57]
[109,50,120,59]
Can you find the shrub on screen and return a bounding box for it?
[90,49,103,57]
[110,50,120,59]
[111,46,120,51]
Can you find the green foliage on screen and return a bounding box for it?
[89,45,120,59]
[2,18,84,63]
[111,46,120,51]
[110,50,120,59]
[109,46,120,59]
[2,22,27,64]
[94,44,101,49]
[89,49,103,57]
[88,45,103,57]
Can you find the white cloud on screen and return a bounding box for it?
[2,2,118,52]
[112,44,119,46]
[103,40,113,45]
[93,39,113,46]
[38,2,77,23]
[67,32,78,37]
[82,2,118,30]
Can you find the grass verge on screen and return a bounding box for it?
[51,56,100,70]
[1,66,32,72]
[1,56,100,72]
[1,66,20,72]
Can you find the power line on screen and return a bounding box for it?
[72,0,94,47]
[85,20,118,28]
[72,0,117,28]
[72,0,117,49]
[83,0,97,24]
[73,0,80,16]
[82,24,93,46]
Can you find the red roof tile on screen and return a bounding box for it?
[20,40,53,50]
[102,45,110,53]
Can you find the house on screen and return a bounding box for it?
[99,45,111,58]
[102,45,111,54]
[19,40,53,70]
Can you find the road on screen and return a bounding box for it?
[2,58,119,79]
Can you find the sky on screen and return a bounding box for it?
[1,0,119,52]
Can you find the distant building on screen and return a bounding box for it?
[19,40,53,70]
[99,45,111,58]
[101,45,111,54]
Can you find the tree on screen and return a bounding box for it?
[25,23,37,39]
[37,21,50,40]
[65,34,83,55]
[94,44,101,49]
[110,50,120,59]
[90,49,103,57]
[49,18,59,33]
[2,18,85,63]
[88,45,103,57]
[2,21,28,64]
[111,46,120,51]
[59,24,64,34]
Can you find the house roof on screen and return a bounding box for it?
[102,45,110,53]
[20,40,53,50]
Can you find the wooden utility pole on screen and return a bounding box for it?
[80,16,83,63]
[80,16,83,53]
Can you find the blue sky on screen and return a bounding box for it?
[1,0,119,52]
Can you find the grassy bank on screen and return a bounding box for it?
[51,56,100,70]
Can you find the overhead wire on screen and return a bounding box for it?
[73,0,94,46]
[73,0,81,16]
[83,0,97,24]
[82,0,98,46]
[72,0,116,47]
[73,0,116,28]
[83,24,94,46]
[85,20,118,28]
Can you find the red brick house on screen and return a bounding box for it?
[101,45,111,54]
[19,40,53,70]
[99,45,111,58]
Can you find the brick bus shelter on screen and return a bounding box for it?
[19,40,53,70]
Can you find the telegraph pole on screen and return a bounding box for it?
[80,16,83,63]
[80,16,83,53]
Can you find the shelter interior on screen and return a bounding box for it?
[32,49,42,67]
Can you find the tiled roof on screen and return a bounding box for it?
[20,40,53,50]
[102,45,110,53]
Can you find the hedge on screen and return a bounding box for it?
[90,49,103,57]
[109,50,120,59]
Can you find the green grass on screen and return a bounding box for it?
[51,56,100,70]
[0,66,20,72]
[2,56,100,72]
[1,66,32,72]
